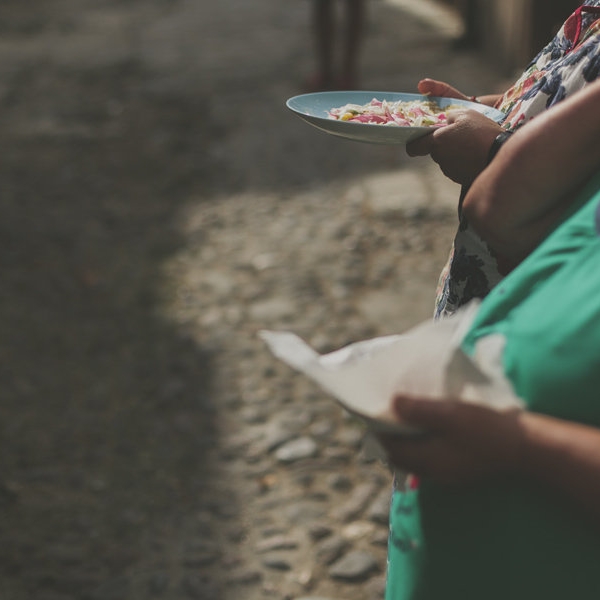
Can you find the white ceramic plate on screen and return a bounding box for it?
[286,91,505,145]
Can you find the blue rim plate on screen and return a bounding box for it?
[286,91,505,145]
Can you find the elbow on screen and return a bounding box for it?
[462,185,525,266]
[462,190,500,247]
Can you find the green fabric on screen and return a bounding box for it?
[386,171,600,600]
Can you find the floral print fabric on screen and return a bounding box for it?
[434,1,600,319]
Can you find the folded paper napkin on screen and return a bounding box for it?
[259,301,524,434]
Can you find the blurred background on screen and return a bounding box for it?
[0,0,578,599]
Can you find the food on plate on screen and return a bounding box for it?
[327,97,462,127]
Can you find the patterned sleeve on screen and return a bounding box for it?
[496,4,600,131]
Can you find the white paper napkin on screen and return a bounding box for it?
[259,301,523,434]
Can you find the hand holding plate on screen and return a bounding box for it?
[286,91,504,145]
[408,109,504,186]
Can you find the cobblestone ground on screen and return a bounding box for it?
[0,0,507,598]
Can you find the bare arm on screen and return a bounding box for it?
[378,397,600,526]
[407,109,503,186]
[519,411,600,524]
[462,78,600,264]
[417,78,502,107]
[406,78,505,186]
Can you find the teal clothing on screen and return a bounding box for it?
[386,171,600,600]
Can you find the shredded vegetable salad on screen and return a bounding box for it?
[328,98,462,127]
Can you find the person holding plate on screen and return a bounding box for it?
[406,0,600,319]
[380,75,600,600]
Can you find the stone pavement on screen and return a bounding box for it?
[0,0,508,598]
[182,1,509,599]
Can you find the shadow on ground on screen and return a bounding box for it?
[0,0,504,597]
[0,38,222,600]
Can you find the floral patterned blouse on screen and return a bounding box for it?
[434,1,600,319]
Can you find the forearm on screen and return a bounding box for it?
[417,79,501,107]
[381,396,600,525]
[463,80,600,262]
[474,93,502,107]
[517,411,600,525]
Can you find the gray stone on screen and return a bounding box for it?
[309,419,335,438]
[371,529,390,547]
[326,473,353,492]
[342,520,376,541]
[367,488,392,525]
[240,406,267,424]
[308,522,333,541]
[321,446,353,463]
[328,550,379,582]
[256,534,299,553]
[248,297,296,322]
[259,525,286,538]
[227,568,263,585]
[337,425,365,448]
[284,501,327,524]
[262,553,293,571]
[315,534,349,566]
[365,574,388,600]
[275,436,318,463]
[263,421,298,453]
[278,406,314,430]
[331,481,380,522]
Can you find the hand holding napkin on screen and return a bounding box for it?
[260,301,523,434]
